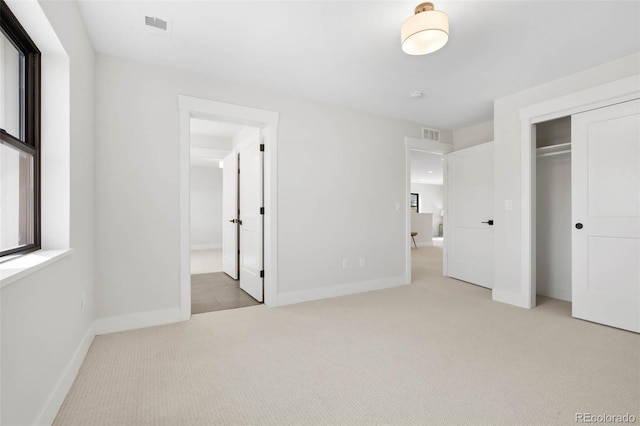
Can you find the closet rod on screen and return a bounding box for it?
[537,149,571,158]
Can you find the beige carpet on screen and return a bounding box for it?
[54,246,639,425]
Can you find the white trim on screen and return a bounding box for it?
[179,104,192,321]
[518,75,640,310]
[404,137,453,284]
[179,96,279,126]
[0,249,73,288]
[94,308,182,335]
[492,289,529,308]
[179,95,279,320]
[35,324,95,426]
[276,276,407,306]
[519,75,640,123]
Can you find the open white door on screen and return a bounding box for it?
[446,142,494,288]
[572,99,640,332]
[239,136,264,302]
[222,152,239,279]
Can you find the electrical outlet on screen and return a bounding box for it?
[505,199,513,211]
[359,257,365,268]
[342,258,349,270]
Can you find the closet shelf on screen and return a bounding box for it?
[536,142,571,158]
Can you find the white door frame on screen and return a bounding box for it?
[517,75,639,309]
[179,95,279,320]
[404,137,453,284]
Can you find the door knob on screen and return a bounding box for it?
[229,219,236,223]
[481,220,494,225]
[575,223,583,229]
[237,219,243,226]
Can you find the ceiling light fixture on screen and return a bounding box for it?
[401,2,449,55]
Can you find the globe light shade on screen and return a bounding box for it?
[401,3,449,55]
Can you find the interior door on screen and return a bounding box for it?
[239,135,264,302]
[571,99,640,332]
[222,151,239,279]
[446,142,494,288]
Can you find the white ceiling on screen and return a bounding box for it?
[411,150,443,185]
[77,1,640,131]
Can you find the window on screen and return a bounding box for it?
[411,193,419,213]
[0,0,40,258]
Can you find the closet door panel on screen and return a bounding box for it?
[572,99,640,333]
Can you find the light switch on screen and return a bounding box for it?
[505,200,513,211]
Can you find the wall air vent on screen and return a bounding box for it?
[145,16,167,31]
[422,127,440,142]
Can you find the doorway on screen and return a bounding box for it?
[179,96,279,320]
[409,150,445,249]
[519,77,639,332]
[188,118,262,314]
[404,137,452,284]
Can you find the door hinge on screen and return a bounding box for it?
[260,270,264,278]
[260,144,265,152]
[260,207,264,215]
[238,249,240,255]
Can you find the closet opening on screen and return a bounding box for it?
[534,116,572,306]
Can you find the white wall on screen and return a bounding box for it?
[492,53,640,306]
[190,166,223,250]
[452,120,494,151]
[95,54,423,318]
[536,152,572,301]
[410,183,443,237]
[1,1,96,425]
[410,213,433,246]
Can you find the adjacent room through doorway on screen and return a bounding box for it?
[409,149,444,250]
[189,117,262,314]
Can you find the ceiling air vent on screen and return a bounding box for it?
[145,16,167,31]
[144,16,172,39]
[422,127,440,142]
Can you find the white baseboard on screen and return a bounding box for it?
[190,244,221,251]
[492,289,531,308]
[276,275,407,306]
[94,307,183,335]
[35,323,96,426]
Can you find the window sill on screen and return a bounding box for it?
[0,249,73,289]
